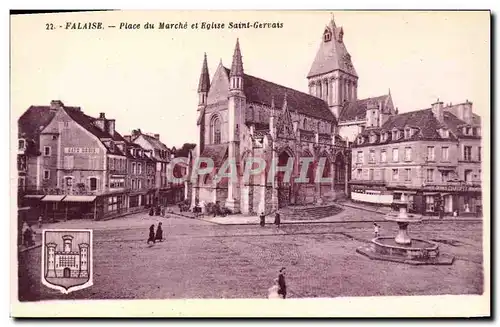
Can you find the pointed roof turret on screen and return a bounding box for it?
[307,17,357,78]
[197,52,210,93]
[230,38,244,77]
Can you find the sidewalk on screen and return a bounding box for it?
[169,201,483,225]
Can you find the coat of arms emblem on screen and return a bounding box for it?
[41,229,93,294]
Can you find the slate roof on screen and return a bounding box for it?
[223,67,335,123]
[307,19,357,78]
[339,94,392,122]
[137,133,170,151]
[199,144,228,167]
[197,53,210,93]
[353,107,481,147]
[63,108,125,155]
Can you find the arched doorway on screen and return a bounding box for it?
[277,149,294,208]
[63,267,71,278]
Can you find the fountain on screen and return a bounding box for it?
[357,194,454,265]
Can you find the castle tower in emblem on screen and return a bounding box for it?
[45,235,89,278]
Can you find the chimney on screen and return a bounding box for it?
[94,112,106,131]
[462,100,473,124]
[107,119,115,136]
[154,134,160,140]
[132,129,141,136]
[431,99,444,123]
[50,100,64,112]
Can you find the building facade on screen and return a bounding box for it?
[350,99,482,216]
[18,101,158,220]
[129,130,172,207]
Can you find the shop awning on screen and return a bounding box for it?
[41,195,66,202]
[23,195,44,199]
[62,195,97,203]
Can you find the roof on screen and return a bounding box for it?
[199,144,228,167]
[63,108,125,155]
[353,107,481,147]
[339,94,392,122]
[307,18,357,78]
[136,133,170,151]
[223,67,335,123]
[197,53,210,93]
[18,105,77,143]
[230,39,244,77]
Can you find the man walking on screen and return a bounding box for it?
[259,212,266,227]
[274,211,281,228]
[278,267,287,299]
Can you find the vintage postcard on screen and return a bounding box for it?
[10,10,490,318]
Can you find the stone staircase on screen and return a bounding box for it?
[279,204,343,221]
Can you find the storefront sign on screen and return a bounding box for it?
[64,147,100,154]
[422,183,481,193]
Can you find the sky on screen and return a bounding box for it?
[11,11,490,148]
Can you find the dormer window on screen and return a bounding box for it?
[323,29,332,42]
[404,128,411,139]
[380,132,388,142]
[357,136,364,145]
[392,129,400,140]
[369,134,377,143]
[439,128,449,138]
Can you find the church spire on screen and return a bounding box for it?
[230,38,244,77]
[330,12,336,28]
[197,52,210,93]
[229,38,244,93]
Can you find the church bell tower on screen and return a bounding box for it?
[307,15,358,120]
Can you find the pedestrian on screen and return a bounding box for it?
[155,222,164,242]
[38,215,43,229]
[274,211,281,228]
[149,207,154,216]
[259,212,266,227]
[268,278,282,299]
[278,267,287,299]
[147,224,156,244]
[161,207,166,217]
[23,224,34,247]
[373,223,380,238]
[439,204,444,219]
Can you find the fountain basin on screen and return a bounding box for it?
[372,237,438,260]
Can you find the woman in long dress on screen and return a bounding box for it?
[147,224,155,244]
[155,222,163,242]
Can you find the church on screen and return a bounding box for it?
[190,16,396,215]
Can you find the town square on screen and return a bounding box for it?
[19,206,483,301]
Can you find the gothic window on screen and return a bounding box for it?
[210,116,221,144]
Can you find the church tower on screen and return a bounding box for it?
[226,38,246,213]
[307,15,358,120]
[197,53,210,154]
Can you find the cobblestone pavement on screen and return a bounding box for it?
[18,212,484,301]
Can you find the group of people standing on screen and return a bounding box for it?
[149,205,166,217]
[259,211,281,228]
[147,222,164,244]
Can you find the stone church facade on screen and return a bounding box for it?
[190,16,396,215]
